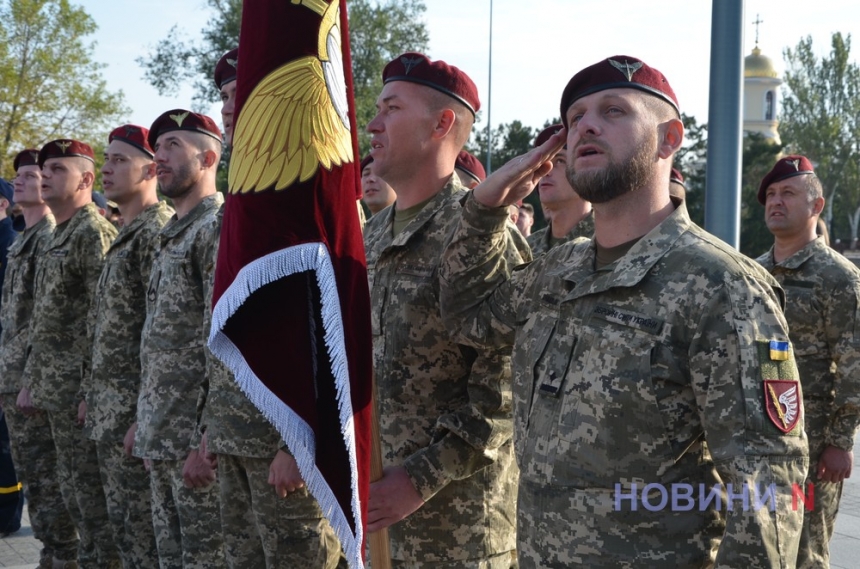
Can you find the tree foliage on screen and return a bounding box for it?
[136,0,429,155]
[739,132,784,257]
[780,32,860,245]
[0,0,128,176]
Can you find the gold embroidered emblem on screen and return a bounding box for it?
[169,111,190,127]
[788,159,801,171]
[400,56,423,75]
[227,58,237,69]
[609,59,643,81]
[55,141,72,153]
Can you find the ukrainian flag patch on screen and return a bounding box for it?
[769,340,790,361]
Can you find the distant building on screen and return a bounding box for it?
[743,45,782,145]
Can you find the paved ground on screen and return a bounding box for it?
[0,438,858,567]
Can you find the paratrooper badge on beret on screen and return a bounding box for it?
[560,55,679,127]
[38,139,95,168]
[109,124,155,158]
[214,48,239,89]
[383,52,480,117]
[13,148,40,171]
[757,155,815,204]
[148,109,223,148]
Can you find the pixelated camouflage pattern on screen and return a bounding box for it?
[0,215,55,394]
[756,237,860,567]
[526,211,593,257]
[96,441,159,569]
[23,203,117,411]
[218,454,345,568]
[441,196,808,568]
[0,394,77,562]
[756,237,860,449]
[135,193,223,460]
[84,201,173,442]
[48,409,120,568]
[363,176,520,564]
[149,458,225,569]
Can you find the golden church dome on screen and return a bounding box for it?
[745,47,778,78]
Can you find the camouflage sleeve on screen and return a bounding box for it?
[824,277,860,450]
[78,226,112,399]
[401,342,515,501]
[440,193,535,351]
[690,277,807,568]
[194,222,219,449]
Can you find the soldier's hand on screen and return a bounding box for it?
[182,449,216,489]
[268,449,305,498]
[16,387,37,416]
[367,466,425,533]
[200,432,218,470]
[817,445,854,483]
[123,423,137,457]
[471,129,565,208]
[77,400,87,425]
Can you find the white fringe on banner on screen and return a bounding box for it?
[208,242,363,569]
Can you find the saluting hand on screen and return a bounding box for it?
[472,129,565,208]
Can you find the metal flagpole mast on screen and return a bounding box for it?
[485,0,494,173]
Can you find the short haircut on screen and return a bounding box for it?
[75,156,95,175]
[803,174,824,202]
[423,88,474,147]
[519,203,534,216]
[643,93,681,122]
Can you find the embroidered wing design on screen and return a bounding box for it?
[228,50,352,193]
[779,385,798,424]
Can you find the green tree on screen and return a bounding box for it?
[780,32,860,246]
[674,113,707,227]
[0,0,128,176]
[136,0,429,156]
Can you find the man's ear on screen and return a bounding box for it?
[658,118,684,160]
[430,108,456,141]
[80,170,95,190]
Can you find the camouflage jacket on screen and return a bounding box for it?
[526,210,594,257]
[363,176,523,563]
[441,195,809,568]
[757,237,860,451]
[0,215,55,394]
[202,204,281,458]
[24,204,117,411]
[135,193,223,460]
[83,201,174,442]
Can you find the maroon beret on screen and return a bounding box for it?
[535,124,564,148]
[13,148,40,171]
[214,48,239,89]
[148,109,223,148]
[38,139,95,168]
[560,55,679,127]
[109,124,154,158]
[360,155,374,172]
[670,168,686,188]
[383,52,480,116]
[757,155,815,204]
[455,150,486,183]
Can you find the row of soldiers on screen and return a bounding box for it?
[0,49,345,569]
[358,51,859,569]
[1,46,858,569]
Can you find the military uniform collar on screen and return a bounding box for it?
[383,175,465,247]
[770,237,824,270]
[49,202,101,246]
[161,193,224,239]
[552,199,692,295]
[8,214,53,256]
[110,201,171,249]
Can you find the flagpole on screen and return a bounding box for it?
[368,375,392,568]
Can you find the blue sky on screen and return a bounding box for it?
[80,0,858,136]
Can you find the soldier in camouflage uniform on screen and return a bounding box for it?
[363,52,524,568]
[133,110,225,569]
[440,56,809,568]
[80,125,173,569]
[0,149,78,569]
[526,124,593,257]
[23,140,120,568]
[755,155,860,569]
[201,50,345,568]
